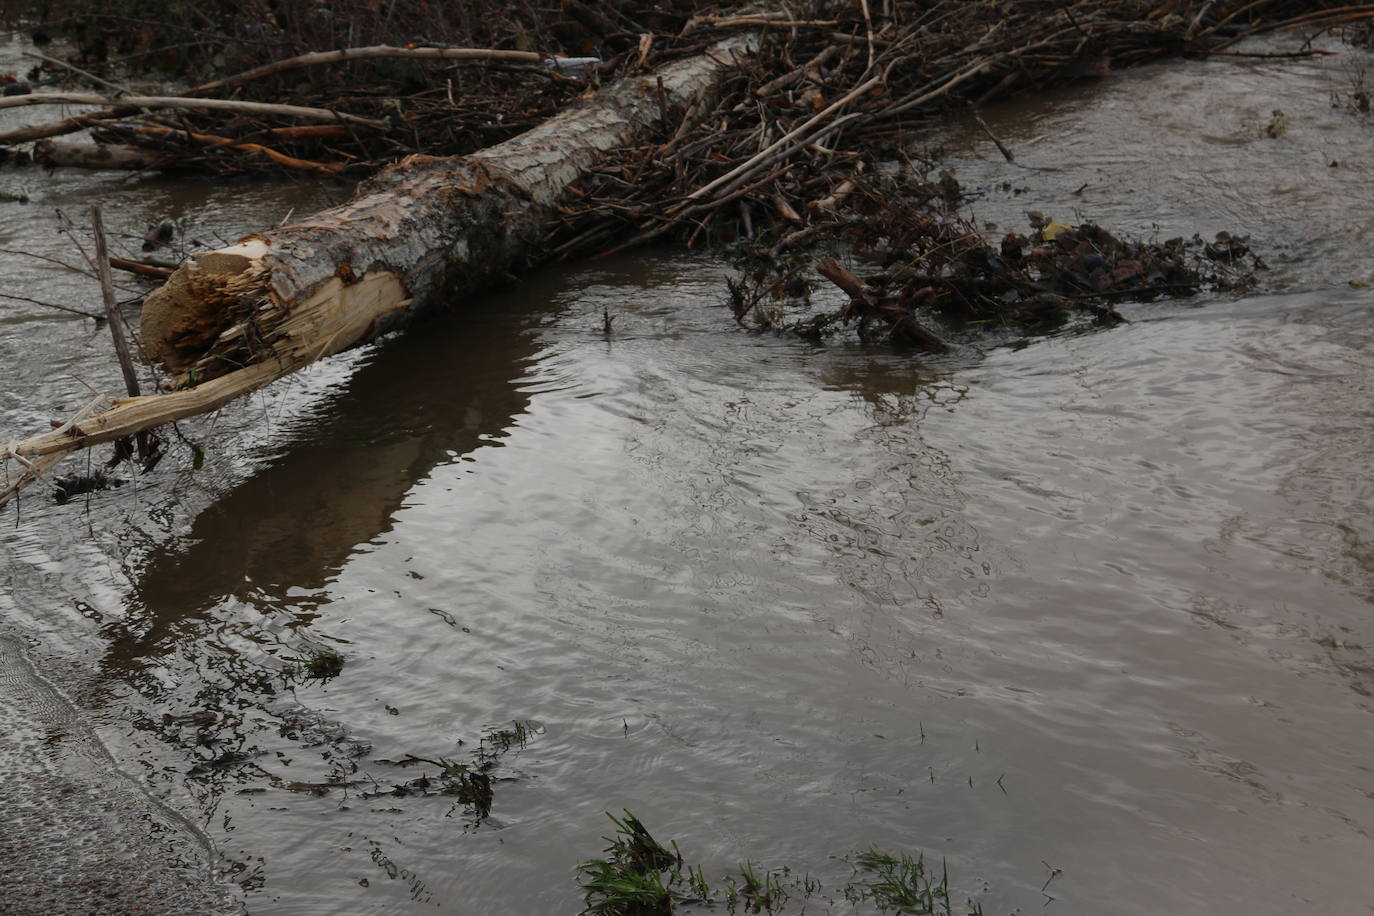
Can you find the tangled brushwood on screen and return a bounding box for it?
[4,1,1362,186]
[722,184,1267,348]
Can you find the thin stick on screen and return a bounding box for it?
[880,55,997,118]
[0,291,103,319]
[973,111,1014,162]
[0,93,388,128]
[187,45,544,95]
[92,207,153,463]
[115,124,346,174]
[22,49,131,94]
[699,17,840,29]
[1186,1,1217,41]
[858,0,876,75]
[90,207,142,400]
[754,44,841,98]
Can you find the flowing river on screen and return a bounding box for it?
[1,29,1372,916]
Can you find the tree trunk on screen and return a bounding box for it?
[33,140,174,171]
[0,34,755,504]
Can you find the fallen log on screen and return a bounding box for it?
[0,33,756,506]
[33,139,173,171]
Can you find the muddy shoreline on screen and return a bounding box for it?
[0,632,239,915]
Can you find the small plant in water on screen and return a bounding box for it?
[434,720,536,822]
[578,812,816,916]
[845,848,982,916]
[578,811,686,915]
[576,813,985,915]
[725,860,790,914]
[289,648,344,680]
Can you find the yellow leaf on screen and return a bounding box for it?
[1042,220,1073,241]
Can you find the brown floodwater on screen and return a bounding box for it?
[2,29,1373,916]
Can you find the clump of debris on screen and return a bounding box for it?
[724,184,1267,350]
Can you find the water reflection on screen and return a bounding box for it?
[104,292,547,677]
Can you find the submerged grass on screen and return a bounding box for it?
[287,647,344,681]
[578,811,983,915]
[846,848,982,916]
[434,720,535,822]
[577,811,690,916]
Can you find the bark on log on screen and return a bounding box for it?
[0,34,756,504]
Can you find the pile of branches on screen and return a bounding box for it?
[533,0,1347,347]
[5,0,1366,179]
[4,0,710,172]
[544,0,1369,258]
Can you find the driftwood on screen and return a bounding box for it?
[815,257,948,352]
[0,33,757,506]
[33,133,341,176]
[33,139,173,171]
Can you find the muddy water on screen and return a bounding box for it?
[3,32,1374,916]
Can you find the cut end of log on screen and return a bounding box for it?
[140,240,271,371]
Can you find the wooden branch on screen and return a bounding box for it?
[92,206,153,461]
[188,45,545,95]
[0,113,122,146]
[1,359,287,464]
[816,257,948,352]
[972,111,1014,162]
[109,257,175,280]
[692,16,840,30]
[0,92,388,127]
[755,45,841,98]
[816,257,867,300]
[90,208,141,401]
[116,124,347,174]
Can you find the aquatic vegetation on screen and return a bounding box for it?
[288,648,344,680]
[577,811,691,915]
[846,848,982,915]
[578,811,983,915]
[372,720,537,824]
